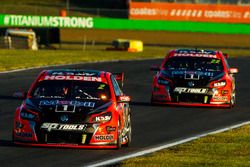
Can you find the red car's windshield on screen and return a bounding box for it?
[164,57,223,72]
[31,80,111,100]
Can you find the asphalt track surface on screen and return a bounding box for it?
[0,57,250,167]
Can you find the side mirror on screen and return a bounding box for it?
[117,95,131,103]
[13,91,27,99]
[229,68,238,74]
[223,53,229,59]
[150,65,160,71]
[113,72,124,87]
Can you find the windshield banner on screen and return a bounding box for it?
[129,2,250,24]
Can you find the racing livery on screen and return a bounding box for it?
[150,49,238,108]
[13,69,131,149]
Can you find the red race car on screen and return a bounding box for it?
[150,49,238,108]
[13,69,131,149]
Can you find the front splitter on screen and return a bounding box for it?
[14,141,117,149]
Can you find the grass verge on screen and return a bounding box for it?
[0,45,168,72]
[1,45,250,72]
[122,125,250,167]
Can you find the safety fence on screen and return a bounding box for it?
[0,36,33,50]
[0,5,128,18]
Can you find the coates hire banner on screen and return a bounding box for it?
[0,14,94,28]
[129,2,250,23]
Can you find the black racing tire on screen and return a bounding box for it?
[12,131,15,142]
[124,114,132,147]
[229,90,236,108]
[150,95,156,105]
[116,119,122,149]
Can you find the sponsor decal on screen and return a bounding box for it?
[174,87,208,94]
[39,100,95,108]
[98,84,106,90]
[55,105,76,113]
[173,53,217,58]
[172,71,184,75]
[44,75,103,82]
[185,73,199,80]
[94,134,114,141]
[94,115,111,122]
[60,114,69,122]
[16,132,32,138]
[213,96,228,101]
[106,126,116,133]
[129,2,250,24]
[172,71,214,77]
[40,123,86,132]
[82,134,87,144]
[51,72,98,76]
[3,14,93,28]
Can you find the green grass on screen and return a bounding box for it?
[1,45,250,72]
[0,45,167,72]
[122,125,250,167]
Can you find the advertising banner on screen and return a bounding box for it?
[0,14,94,28]
[1,14,250,34]
[129,2,250,23]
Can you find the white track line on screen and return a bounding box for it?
[85,121,250,167]
[0,60,118,74]
[0,58,161,74]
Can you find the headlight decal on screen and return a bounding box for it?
[158,79,169,85]
[20,108,39,121]
[157,76,172,86]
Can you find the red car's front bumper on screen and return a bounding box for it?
[151,86,232,108]
[151,101,231,108]
[14,141,117,149]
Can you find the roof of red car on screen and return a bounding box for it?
[168,49,223,59]
[37,69,109,83]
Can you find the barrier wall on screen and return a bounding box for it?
[1,14,250,34]
[94,17,250,34]
[129,2,250,23]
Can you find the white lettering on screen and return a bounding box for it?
[43,75,102,82]
[204,10,232,19]
[130,8,158,16]
[174,87,208,94]
[41,123,86,131]
[4,15,94,28]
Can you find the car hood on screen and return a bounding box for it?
[24,98,113,115]
[161,70,224,87]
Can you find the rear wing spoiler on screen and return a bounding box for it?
[113,72,124,87]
